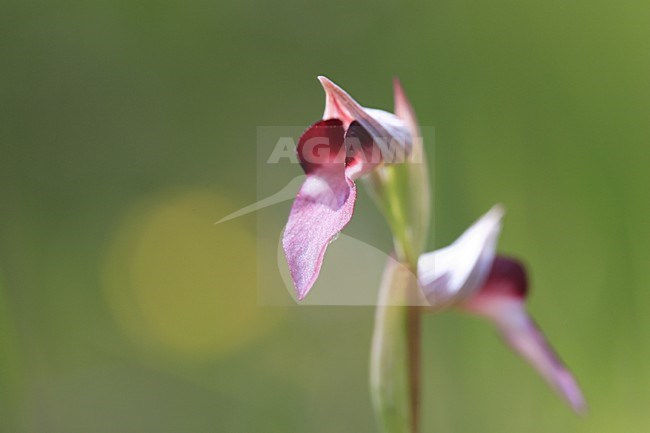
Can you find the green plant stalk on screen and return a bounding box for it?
[370,259,415,433]
[365,148,430,433]
[370,256,424,433]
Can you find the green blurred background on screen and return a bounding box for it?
[2,0,650,431]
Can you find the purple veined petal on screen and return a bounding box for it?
[318,76,412,163]
[461,257,587,414]
[284,119,356,300]
[417,205,504,310]
[283,171,356,300]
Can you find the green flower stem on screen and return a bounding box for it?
[370,259,419,433]
[370,255,425,433]
[406,303,422,433]
[365,153,430,433]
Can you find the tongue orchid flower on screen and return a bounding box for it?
[283,77,415,300]
[417,206,586,413]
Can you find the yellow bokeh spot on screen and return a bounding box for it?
[103,188,280,360]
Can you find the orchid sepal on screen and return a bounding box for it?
[318,76,413,162]
[362,79,431,266]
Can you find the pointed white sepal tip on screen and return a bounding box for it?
[459,204,505,248]
[417,205,506,309]
[316,76,352,102]
[485,203,506,222]
[317,75,335,89]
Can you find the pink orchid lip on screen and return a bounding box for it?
[283,78,415,301]
[283,119,353,301]
[417,207,587,414]
[460,257,587,414]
